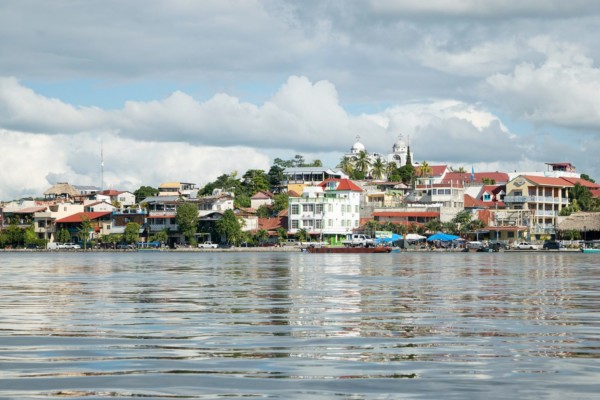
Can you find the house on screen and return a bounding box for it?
[84,200,116,213]
[287,178,363,241]
[283,167,348,195]
[250,191,274,209]
[54,211,113,243]
[33,202,85,243]
[414,165,450,185]
[504,175,573,238]
[158,182,197,198]
[97,189,136,206]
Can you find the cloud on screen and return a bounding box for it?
[369,0,600,18]
[486,37,600,129]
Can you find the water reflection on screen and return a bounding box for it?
[0,252,598,398]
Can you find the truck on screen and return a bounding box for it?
[197,241,219,249]
[342,234,375,248]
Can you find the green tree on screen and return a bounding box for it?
[371,158,386,180]
[4,223,24,247]
[296,228,308,242]
[256,204,272,218]
[267,165,285,192]
[242,169,270,196]
[364,220,379,237]
[397,163,416,186]
[293,154,305,167]
[176,203,199,245]
[570,183,593,211]
[134,186,159,203]
[338,156,355,176]
[385,162,398,180]
[580,173,596,183]
[150,228,170,246]
[56,227,71,243]
[310,159,323,167]
[216,209,243,245]
[273,192,289,214]
[255,229,269,245]
[276,227,287,243]
[419,161,433,178]
[354,150,371,177]
[425,219,442,233]
[124,222,141,244]
[78,216,92,249]
[24,225,38,247]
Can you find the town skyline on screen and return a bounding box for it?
[2,1,600,200]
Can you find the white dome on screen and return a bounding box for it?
[351,141,365,153]
[393,139,406,152]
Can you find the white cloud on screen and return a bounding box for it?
[486,37,600,129]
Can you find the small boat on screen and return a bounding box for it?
[306,246,393,254]
[581,240,600,253]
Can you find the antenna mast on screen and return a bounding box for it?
[100,139,104,190]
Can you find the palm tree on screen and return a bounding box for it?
[354,150,371,177]
[371,157,386,180]
[425,219,442,234]
[78,216,92,250]
[455,166,467,184]
[385,161,397,180]
[419,161,433,178]
[338,156,355,176]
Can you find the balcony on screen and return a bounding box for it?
[534,210,557,217]
[504,195,569,204]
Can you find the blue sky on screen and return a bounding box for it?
[1,0,600,200]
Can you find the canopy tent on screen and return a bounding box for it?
[427,232,461,242]
[405,233,426,241]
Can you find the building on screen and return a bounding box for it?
[96,189,136,206]
[288,178,363,241]
[158,182,198,198]
[343,135,415,178]
[504,175,573,238]
[250,191,274,210]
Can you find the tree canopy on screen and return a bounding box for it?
[176,202,199,244]
[134,186,159,203]
[216,209,243,245]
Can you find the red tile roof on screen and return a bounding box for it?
[55,211,112,223]
[415,165,448,177]
[464,194,488,208]
[560,177,600,188]
[98,189,124,196]
[442,172,509,185]
[287,190,301,197]
[591,189,600,198]
[258,216,287,231]
[319,178,363,192]
[372,211,440,218]
[521,175,575,187]
[12,206,48,214]
[251,190,274,199]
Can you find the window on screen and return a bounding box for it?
[507,231,514,238]
[328,204,333,212]
[303,204,314,212]
[106,225,111,230]
[316,204,323,213]
[291,204,299,215]
[354,220,358,227]
[302,220,313,229]
[355,205,359,213]
[291,220,299,229]
[483,193,491,201]
[328,219,333,227]
[315,220,322,229]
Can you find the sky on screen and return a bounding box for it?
[2,0,600,200]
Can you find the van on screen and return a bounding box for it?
[467,241,484,250]
[47,242,60,250]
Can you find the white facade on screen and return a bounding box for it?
[288,180,362,237]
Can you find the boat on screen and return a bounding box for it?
[581,240,600,253]
[305,246,393,254]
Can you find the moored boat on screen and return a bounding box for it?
[581,240,600,253]
[306,246,393,254]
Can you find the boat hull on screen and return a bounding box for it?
[581,248,600,253]
[306,246,392,254]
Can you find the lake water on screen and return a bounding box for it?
[0,251,598,399]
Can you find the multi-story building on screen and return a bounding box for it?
[504,175,573,238]
[158,182,198,198]
[288,178,363,241]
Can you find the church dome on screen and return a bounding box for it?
[351,139,365,154]
[393,136,407,153]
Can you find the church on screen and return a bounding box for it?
[344,135,414,169]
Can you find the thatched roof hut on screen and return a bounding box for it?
[556,212,600,232]
[44,182,80,199]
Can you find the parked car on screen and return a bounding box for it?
[117,243,135,249]
[514,242,540,250]
[489,241,509,251]
[197,241,218,249]
[543,241,562,250]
